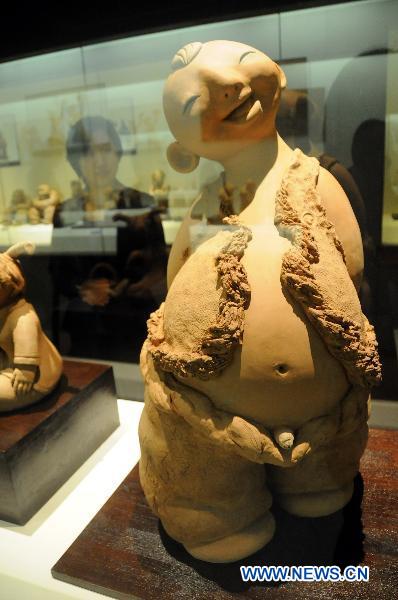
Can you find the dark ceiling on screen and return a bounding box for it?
[0,0,356,63]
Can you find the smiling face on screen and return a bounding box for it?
[163,41,286,162]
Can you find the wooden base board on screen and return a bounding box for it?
[52,429,398,600]
[0,360,119,524]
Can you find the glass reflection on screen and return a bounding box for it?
[61,116,153,226]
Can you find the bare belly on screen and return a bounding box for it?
[165,222,349,429]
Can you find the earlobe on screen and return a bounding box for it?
[167,141,200,173]
[276,65,287,90]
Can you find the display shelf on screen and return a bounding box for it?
[0,361,119,524]
[0,399,144,600]
[0,218,182,254]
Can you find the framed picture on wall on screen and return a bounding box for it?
[0,115,20,167]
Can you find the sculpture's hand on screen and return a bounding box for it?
[289,386,369,464]
[12,367,37,396]
[290,412,340,464]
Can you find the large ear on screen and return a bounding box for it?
[167,141,200,173]
[276,65,287,90]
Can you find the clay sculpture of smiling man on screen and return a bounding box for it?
[138,41,381,563]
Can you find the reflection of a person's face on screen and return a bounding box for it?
[78,129,120,190]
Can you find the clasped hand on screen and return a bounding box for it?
[12,366,37,396]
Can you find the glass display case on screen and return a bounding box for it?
[0,0,397,399]
[1,2,398,599]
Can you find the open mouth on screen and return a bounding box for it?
[223,93,256,122]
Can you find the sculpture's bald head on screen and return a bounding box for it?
[170,42,203,71]
[163,40,286,164]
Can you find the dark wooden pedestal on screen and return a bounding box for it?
[52,429,398,600]
[0,360,119,524]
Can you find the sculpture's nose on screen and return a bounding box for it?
[222,81,244,100]
[199,67,251,107]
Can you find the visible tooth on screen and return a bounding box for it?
[227,96,251,120]
[246,99,261,120]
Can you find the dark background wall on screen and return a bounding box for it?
[0,0,358,62]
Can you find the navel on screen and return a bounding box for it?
[274,363,289,377]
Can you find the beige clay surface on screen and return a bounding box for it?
[0,242,62,412]
[139,40,381,563]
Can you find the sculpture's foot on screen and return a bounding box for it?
[183,512,275,563]
[276,481,354,517]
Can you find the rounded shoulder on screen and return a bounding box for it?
[317,165,364,291]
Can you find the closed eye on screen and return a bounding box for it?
[239,51,256,63]
[182,95,200,115]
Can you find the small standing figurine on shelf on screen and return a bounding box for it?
[0,242,63,412]
[239,179,257,212]
[208,179,258,224]
[6,189,31,225]
[29,184,60,225]
[149,169,170,210]
[138,40,381,563]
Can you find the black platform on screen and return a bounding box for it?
[0,360,119,524]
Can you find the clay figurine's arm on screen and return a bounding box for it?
[317,166,364,292]
[12,311,40,366]
[167,194,205,288]
[167,216,195,288]
[167,181,223,288]
[11,311,40,395]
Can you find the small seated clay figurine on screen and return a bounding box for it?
[149,169,170,209]
[29,184,60,225]
[138,41,381,563]
[0,242,62,412]
[6,189,31,225]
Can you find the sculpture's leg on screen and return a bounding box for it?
[267,414,368,517]
[28,207,40,224]
[43,205,55,224]
[139,396,275,562]
[0,370,43,412]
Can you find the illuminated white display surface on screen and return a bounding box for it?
[0,399,144,600]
